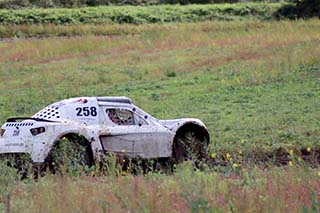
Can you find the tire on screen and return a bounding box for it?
[173,127,209,166]
[46,134,93,175]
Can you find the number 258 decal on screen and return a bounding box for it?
[76,107,97,117]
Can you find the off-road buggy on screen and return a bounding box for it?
[0,97,210,172]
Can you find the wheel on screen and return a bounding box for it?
[46,134,93,175]
[173,129,209,166]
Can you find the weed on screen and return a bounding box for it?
[165,70,177,78]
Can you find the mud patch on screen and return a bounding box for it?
[211,147,320,168]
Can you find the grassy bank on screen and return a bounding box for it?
[0,20,319,156]
[0,3,283,25]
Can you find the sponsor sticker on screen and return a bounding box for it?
[12,130,20,136]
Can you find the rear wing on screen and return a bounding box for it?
[6,117,56,123]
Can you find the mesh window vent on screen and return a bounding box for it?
[33,105,60,120]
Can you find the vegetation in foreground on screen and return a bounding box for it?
[0,161,319,212]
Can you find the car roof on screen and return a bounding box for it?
[96,96,132,104]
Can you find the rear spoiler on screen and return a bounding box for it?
[6,117,56,123]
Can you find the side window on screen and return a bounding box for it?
[107,109,135,126]
[106,108,148,126]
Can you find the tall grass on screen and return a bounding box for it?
[1,163,319,212]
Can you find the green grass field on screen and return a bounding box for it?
[1,20,319,154]
[0,13,319,211]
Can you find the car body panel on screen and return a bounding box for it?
[100,125,174,158]
[159,118,208,132]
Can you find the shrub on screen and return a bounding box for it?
[0,0,287,9]
[275,0,320,19]
[0,3,283,25]
[296,0,320,18]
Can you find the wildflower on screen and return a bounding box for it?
[238,150,242,155]
[289,161,293,166]
[211,153,216,159]
[240,139,245,144]
[289,149,294,156]
[226,153,232,161]
[232,163,239,169]
[298,157,302,162]
[122,159,126,163]
[307,147,311,152]
[317,171,320,177]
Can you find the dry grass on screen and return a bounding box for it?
[3,164,319,212]
[1,20,319,92]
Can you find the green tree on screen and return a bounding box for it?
[296,0,320,18]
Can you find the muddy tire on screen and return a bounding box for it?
[46,134,93,175]
[173,125,209,167]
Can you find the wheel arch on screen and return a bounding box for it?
[172,122,210,164]
[54,129,92,144]
[173,122,210,144]
[46,132,94,165]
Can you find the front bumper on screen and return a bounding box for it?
[0,138,29,155]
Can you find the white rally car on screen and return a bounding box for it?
[0,97,210,170]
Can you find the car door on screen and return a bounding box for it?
[99,107,174,158]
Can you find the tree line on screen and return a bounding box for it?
[277,0,320,18]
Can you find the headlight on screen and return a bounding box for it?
[0,128,5,136]
[30,127,45,136]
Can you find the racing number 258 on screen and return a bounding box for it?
[76,107,97,117]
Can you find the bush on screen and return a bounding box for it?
[275,0,320,19]
[296,0,320,18]
[0,3,283,25]
[0,0,287,9]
